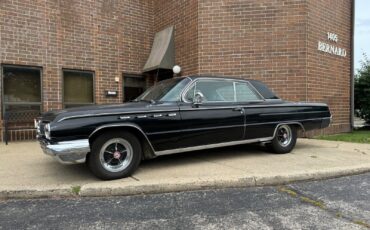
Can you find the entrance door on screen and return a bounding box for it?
[123,74,146,102]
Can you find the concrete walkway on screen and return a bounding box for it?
[1,139,370,199]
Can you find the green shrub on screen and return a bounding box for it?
[355,54,370,122]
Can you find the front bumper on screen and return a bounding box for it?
[39,138,90,164]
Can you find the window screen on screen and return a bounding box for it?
[2,65,41,121]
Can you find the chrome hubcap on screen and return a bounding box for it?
[99,138,133,173]
[277,125,292,147]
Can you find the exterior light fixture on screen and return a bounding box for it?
[172,65,181,75]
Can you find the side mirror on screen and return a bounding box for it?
[193,92,204,107]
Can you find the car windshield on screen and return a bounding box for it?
[135,77,190,102]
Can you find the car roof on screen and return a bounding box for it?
[184,75,261,83]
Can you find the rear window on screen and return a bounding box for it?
[249,80,279,100]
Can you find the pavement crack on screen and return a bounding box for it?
[355,149,367,155]
[130,176,140,181]
[277,185,370,229]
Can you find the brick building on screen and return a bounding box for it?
[0,0,354,141]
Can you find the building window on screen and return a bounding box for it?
[63,70,94,108]
[123,74,146,102]
[2,65,42,122]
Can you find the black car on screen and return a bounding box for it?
[36,76,331,180]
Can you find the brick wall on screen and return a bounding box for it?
[0,0,353,141]
[198,0,308,101]
[197,0,352,135]
[153,0,198,76]
[306,0,352,135]
[0,0,154,141]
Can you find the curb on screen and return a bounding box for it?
[1,165,370,200]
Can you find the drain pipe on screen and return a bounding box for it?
[350,0,355,131]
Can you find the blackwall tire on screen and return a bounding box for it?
[88,131,142,180]
[268,125,297,154]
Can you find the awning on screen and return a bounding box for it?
[143,26,175,72]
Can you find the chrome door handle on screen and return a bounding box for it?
[233,107,242,111]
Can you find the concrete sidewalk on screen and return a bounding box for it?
[1,139,370,199]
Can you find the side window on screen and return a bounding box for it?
[186,80,235,102]
[235,82,261,102]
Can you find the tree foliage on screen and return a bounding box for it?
[355,54,370,122]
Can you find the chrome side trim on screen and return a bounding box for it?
[155,137,274,156]
[243,117,328,127]
[89,123,156,154]
[57,109,179,122]
[179,104,329,111]
[154,121,306,156]
[57,103,328,122]
[146,117,325,136]
[147,124,245,136]
[260,111,327,116]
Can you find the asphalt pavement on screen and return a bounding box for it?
[1,172,369,229]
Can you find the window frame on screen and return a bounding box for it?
[1,64,43,119]
[181,78,265,104]
[62,68,95,108]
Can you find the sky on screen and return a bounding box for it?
[355,0,370,71]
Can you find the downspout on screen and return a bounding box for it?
[350,0,355,131]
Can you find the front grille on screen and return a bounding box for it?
[40,122,45,135]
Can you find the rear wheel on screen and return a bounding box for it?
[88,131,142,180]
[268,124,297,154]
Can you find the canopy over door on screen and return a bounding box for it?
[143,26,175,72]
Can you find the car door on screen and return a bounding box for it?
[233,81,276,140]
[177,79,245,149]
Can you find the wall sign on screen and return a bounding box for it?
[317,32,347,57]
[105,90,118,97]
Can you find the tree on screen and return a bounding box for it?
[355,53,370,122]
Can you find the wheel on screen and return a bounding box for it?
[267,124,297,154]
[88,131,142,180]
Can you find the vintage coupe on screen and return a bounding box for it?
[36,76,331,180]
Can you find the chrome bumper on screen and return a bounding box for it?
[39,139,90,164]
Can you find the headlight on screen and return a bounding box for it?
[45,123,51,139]
[34,119,41,134]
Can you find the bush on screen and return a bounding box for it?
[355,54,370,122]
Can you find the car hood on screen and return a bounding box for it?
[40,102,163,122]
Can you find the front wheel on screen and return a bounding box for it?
[267,124,297,154]
[88,131,142,180]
